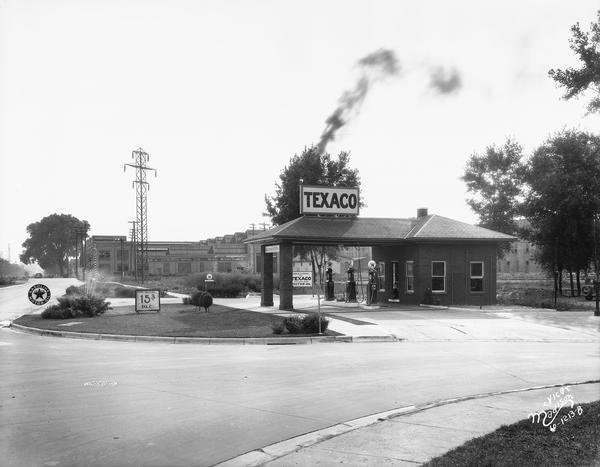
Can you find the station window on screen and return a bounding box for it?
[378,261,385,291]
[431,261,446,293]
[470,261,484,292]
[406,261,414,293]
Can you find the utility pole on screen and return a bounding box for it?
[128,221,137,282]
[594,213,599,316]
[124,148,157,284]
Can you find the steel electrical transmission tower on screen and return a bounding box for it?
[124,148,157,283]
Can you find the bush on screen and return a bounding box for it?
[190,291,213,312]
[283,315,304,334]
[65,284,86,296]
[283,313,329,334]
[300,313,329,333]
[41,293,110,319]
[184,272,262,298]
[199,292,213,312]
[271,321,285,334]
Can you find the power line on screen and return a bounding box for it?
[124,148,157,284]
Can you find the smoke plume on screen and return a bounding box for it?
[429,67,462,94]
[317,48,400,154]
[316,49,463,153]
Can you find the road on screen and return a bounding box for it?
[1,282,599,466]
[0,278,81,324]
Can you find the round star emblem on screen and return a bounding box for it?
[28,284,51,306]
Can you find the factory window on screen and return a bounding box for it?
[406,261,414,293]
[470,262,484,292]
[177,262,192,274]
[98,250,111,259]
[163,263,171,274]
[431,261,446,293]
[218,262,232,273]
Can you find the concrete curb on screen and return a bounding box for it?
[214,379,600,467]
[8,322,399,345]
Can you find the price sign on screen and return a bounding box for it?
[135,290,160,312]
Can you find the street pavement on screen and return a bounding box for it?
[0,278,81,325]
[257,382,600,466]
[1,287,599,466]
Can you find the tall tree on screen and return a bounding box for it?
[265,145,362,284]
[20,214,90,276]
[521,130,600,295]
[548,10,600,113]
[265,145,362,225]
[462,138,525,257]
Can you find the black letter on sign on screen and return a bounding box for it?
[349,194,357,209]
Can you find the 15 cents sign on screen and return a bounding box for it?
[135,290,160,312]
[300,185,359,216]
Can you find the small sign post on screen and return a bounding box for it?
[293,271,322,335]
[135,290,160,313]
[204,273,215,292]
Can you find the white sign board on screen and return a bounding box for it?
[300,185,359,215]
[135,290,160,312]
[265,245,279,254]
[293,271,313,288]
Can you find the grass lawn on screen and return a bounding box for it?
[14,303,338,338]
[424,400,600,466]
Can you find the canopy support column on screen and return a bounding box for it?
[260,245,273,307]
[279,242,293,311]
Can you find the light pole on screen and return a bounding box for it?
[594,213,599,316]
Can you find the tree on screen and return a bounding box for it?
[549,11,600,113]
[521,130,600,296]
[462,138,525,257]
[20,214,90,277]
[265,145,362,285]
[0,258,27,278]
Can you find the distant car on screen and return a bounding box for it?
[33,273,43,278]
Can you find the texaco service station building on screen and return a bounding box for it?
[246,185,515,311]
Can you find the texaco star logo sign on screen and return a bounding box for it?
[28,284,51,306]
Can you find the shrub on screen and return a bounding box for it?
[190,291,213,312]
[65,284,86,296]
[182,296,192,305]
[41,293,110,319]
[199,292,213,312]
[271,321,285,334]
[283,313,329,334]
[283,315,304,334]
[300,313,329,333]
[184,272,262,298]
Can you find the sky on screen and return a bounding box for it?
[1,0,599,263]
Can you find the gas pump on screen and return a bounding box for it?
[346,265,357,302]
[367,260,378,305]
[325,262,335,301]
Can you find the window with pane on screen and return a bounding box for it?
[431,261,446,292]
[406,261,414,293]
[470,261,484,292]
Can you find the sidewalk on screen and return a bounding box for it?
[218,382,600,466]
